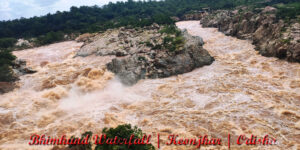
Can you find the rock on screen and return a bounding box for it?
[200,8,300,62]
[109,38,116,43]
[75,33,95,43]
[118,32,127,39]
[115,50,128,57]
[262,6,277,13]
[120,27,126,31]
[107,31,214,85]
[14,59,26,66]
[15,39,32,48]
[76,24,161,58]
[76,25,214,86]
[107,56,147,85]
[96,49,116,56]
[182,13,205,20]
[0,82,17,94]
[171,16,180,21]
[77,32,118,57]
[23,67,37,74]
[192,35,204,46]
[12,59,37,77]
[152,23,160,29]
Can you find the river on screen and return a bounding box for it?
[0,21,299,149]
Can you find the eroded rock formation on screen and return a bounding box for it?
[200,7,300,62]
[76,24,214,85]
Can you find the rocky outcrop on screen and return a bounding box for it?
[106,30,214,85]
[75,33,96,43]
[200,7,300,62]
[15,39,33,48]
[12,59,37,77]
[181,12,206,20]
[0,59,37,94]
[76,24,214,85]
[76,25,161,57]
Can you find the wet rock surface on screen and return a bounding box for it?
[107,31,214,85]
[12,59,37,77]
[0,59,37,94]
[77,25,214,85]
[1,21,299,149]
[200,7,300,62]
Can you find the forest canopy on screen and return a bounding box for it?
[0,0,299,42]
[0,49,16,82]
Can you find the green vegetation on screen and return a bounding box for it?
[68,124,155,150]
[0,38,17,49]
[163,35,185,52]
[159,25,181,36]
[280,38,292,44]
[0,49,16,82]
[68,131,93,150]
[0,0,299,49]
[35,31,64,46]
[143,25,185,52]
[160,25,185,52]
[275,2,300,20]
[95,124,155,150]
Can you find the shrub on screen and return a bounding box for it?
[95,124,155,150]
[0,64,15,82]
[159,25,185,52]
[275,2,300,20]
[0,38,17,49]
[281,38,291,44]
[0,49,16,82]
[145,41,154,47]
[35,31,65,45]
[159,25,181,36]
[68,131,93,150]
[163,35,185,52]
[67,124,154,150]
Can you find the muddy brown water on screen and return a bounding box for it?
[0,21,299,149]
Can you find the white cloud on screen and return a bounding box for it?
[0,1,11,11]
[0,1,12,20]
[51,0,123,13]
[0,0,126,21]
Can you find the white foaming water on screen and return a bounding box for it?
[0,21,299,150]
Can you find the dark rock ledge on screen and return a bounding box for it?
[106,30,214,85]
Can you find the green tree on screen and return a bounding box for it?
[68,124,155,150]
[0,49,16,82]
[35,31,64,45]
[0,38,17,49]
[95,124,155,150]
[0,0,298,46]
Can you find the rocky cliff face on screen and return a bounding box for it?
[200,7,300,62]
[77,24,214,85]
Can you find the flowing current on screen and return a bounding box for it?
[0,21,299,150]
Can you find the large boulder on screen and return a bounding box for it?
[75,33,95,43]
[107,56,147,85]
[12,59,37,77]
[107,31,214,85]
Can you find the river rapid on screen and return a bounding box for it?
[0,21,299,150]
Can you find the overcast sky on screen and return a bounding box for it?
[0,0,126,21]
